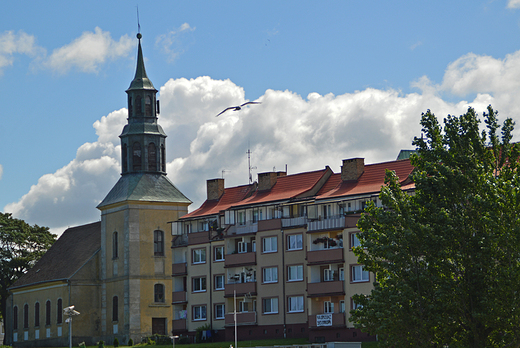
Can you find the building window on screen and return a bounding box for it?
[350,233,361,249]
[112,296,119,322]
[13,306,18,330]
[238,211,246,225]
[193,277,207,292]
[154,284,165,303]
[24,304,29,329]
[113,231,118,259]
[193,305,206,321]
[262,236,277,253]
[351,265,369,282]
[215,275,225,290]
[324,268,335,281]
[145,95,152,116]
[57,299,62,324]
[287,234,302,250]
[161,145,166,172]
[148,142,157,171]
[45,301,51,326]
[288,296,304,313]
[122,144,128,173]
[214,246,224,261]
[193,248,206,264]
[324,301,334,313]
[339,267,345,281]
[351,298,363,310]
[287,265,303,281]
[128,96,133,116]
[215,304,225,319]
[154,230,164,256]
[263,267,278,283]
[133,142,142,171]
[34,302,40,327]
[262,298,278,314]
[340,300,346,313]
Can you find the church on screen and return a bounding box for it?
[5,33,191,347]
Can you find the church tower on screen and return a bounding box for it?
[97,33,191,344]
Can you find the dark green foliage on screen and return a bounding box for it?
[97,340,104,348]
[113,337,119,347]
[351,106,520,347]
[128,337,134,346]
[0,213,55,329]
[195,323,211,343]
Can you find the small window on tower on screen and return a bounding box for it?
[148,143,157,171]
[135,95,142,115]
[128,96,132,117]
[145,96,152,116]
[133,142,142,171]
[122,144,128,173]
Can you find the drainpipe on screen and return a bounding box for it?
[208,234,213,337]
[281,229,286,338]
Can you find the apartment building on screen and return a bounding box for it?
[171,157,415,343]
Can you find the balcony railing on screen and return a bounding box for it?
[225,311,257,326]
[307,248,344,264]
[308,216,345,231]
[225,252,256,268]
[308,312,346,328]
[172,263,187,276]
[172,291,187,303]
[307,280,344,297]
[227,222,258,235]
[282,216,307,228]
[224,281,256,297]
[258,218,282,231]
[172,319,186,332]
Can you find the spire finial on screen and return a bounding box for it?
[136,5,141,37]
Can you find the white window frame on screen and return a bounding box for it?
[262,236,277,253]
[193,305,206,321]
[239,301,249,312]
[263,297,278,314]
[215,304,225,319]
[215,275,225,290]
[193,248,206,264]
[288,296,304,313]
[287,265,303,281]
[340,300,345,313]
[339,267,345,281]
[352,265,369,282]
[324,268,335,281]
[263,267,278,283]
[351,233,361,249]
[287,234,303,251]
[238,241,247,253]
[324,301,334,313]
[192,277,206,292]
[214,246,224,261]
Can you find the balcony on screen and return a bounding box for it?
[308,216,345,232]
[345,213,361,228]
[307,280,344,297]
[172,319,186,332]
[308,313,346,328]
[227,222,258,235]
[172,263,187,276]
[258,218,282,231]
[225,281,256,297]
[172,291,187,303]
[282,216,307,228]
[225,252,256,268]
[225,311,257,326]
[307,248,344,265]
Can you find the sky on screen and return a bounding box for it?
[3,0,520,235]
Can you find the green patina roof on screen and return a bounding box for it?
[127,37,156,92]
[97,173,191,209]
[120,123,167,137]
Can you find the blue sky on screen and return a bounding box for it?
[3,0,520,234]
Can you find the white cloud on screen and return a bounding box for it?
[507,0,520,8]
[9,48,520,235]
[0,164,3,180]
[155,23,195,63]
[0,30,45,75]
[44,27,133,73]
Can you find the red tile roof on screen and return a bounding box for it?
[317,159,414,199]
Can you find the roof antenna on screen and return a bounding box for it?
[222,169,230,179]
[247,145,257,184]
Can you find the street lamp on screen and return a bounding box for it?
[170,335,179,348]
[63,305,80,348]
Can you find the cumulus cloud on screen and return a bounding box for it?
[9,48,520,235]
[43,27,133,73]
[0,30,45,75]
[507,0,520,8]
[155,23,195,62]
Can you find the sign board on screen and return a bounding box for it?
[316,314,332,326]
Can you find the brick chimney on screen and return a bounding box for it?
[341,158,364,181]
[258,171,286,191]
[207,178,225,200]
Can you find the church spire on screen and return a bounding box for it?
[127,33,156,92]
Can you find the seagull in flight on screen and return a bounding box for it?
[215,101,261,117]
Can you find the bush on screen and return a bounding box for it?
[178,336,190,344]
[98,340,104,348]
[195,323,211,343]
[128,338,134,346]
[113,337,119,347]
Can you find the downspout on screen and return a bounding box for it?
[208,233,213,337]
[281,229,286,338]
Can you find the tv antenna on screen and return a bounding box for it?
[247,147,257,184]
[222,169,230,179]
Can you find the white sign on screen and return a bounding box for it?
[316,314,332,326]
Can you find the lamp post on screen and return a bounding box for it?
[63,305,80,348]
[170,335,179,348]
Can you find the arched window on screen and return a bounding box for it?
[57,299,63,324]
[13,306,18,330]
[34,302,40,327]
[24,304,29,329]
[148,143,157,171]
[128,96,132,117]
[145,95,152,116]
[112,296,118,322]
[133,142,142,171]
[113,232,118,259]
[122,144,128,173]
[154,284,165,303]
[45,300,51,326]
[161,145,166,172]
[135,95,142,116]
[154,230,164,256]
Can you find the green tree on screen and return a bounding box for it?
[0,212,56,335]
[351,106,520,347]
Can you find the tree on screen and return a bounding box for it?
[351,106,520,348]
[0,212,56,337]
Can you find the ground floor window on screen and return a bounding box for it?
[152,318,166,335]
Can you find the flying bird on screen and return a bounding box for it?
[215,101,261,117]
